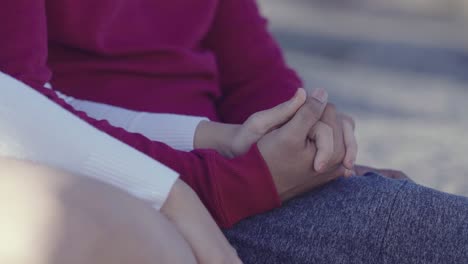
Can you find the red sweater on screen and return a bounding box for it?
[0,0,302,227]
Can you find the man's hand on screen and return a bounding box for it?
[227,88,358,179]
[313,103,358,177]
[257,89,345,201]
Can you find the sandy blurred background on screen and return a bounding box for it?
[258,0,468,196]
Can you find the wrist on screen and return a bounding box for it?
[194,121,239,158]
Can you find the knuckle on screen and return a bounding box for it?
[331,146,346,165]
[246,111,262,123]
[349,116,356,128]
[342,114,356,130]
[244,113,257,126]
[321,103,339,125]
[346,136,358,148]
[245,113,267,135]
[321,123,333,135]
[325,103,337,114]
[301,103,321,121]
[341,114,350,123]
[335,134,346,151]
[315,123,334,148]
[349,141,358,151]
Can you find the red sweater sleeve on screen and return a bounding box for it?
[0,0,280,228]
[204,0,303,124]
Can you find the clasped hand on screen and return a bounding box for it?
[253,88,357,201]
[196,88,358,201]
[254,89,357,201]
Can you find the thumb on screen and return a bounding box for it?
[245,88,306,134]
[282,88,328,137]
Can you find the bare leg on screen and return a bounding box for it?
[0,158,196,264]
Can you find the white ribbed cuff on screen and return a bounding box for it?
[0,72,179,210]
[129,113,207,151]
[82,143,179,210]
[66,98,208,152]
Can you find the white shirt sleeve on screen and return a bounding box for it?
[0,72,178,210]
[56,92,208,152]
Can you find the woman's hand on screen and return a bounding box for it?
[229,88,310,157]
[161,180,243,264]
[194,88,307,158]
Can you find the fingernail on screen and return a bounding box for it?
[311,88,328,103]
[289,89,301,104]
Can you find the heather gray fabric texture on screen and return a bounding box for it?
[224,173,468,264]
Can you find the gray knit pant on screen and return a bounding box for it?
[224,173,468,263]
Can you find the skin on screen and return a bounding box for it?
[196,88,360,201]
[253,96,407,200]
[256,91,348,201]
[0,77,367,264]
[317,103,354,175]
[161,178,242,264]
[195,88,358,178]
[0,158,241,264]
[0,93,407,263]
[0,88,402,263]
